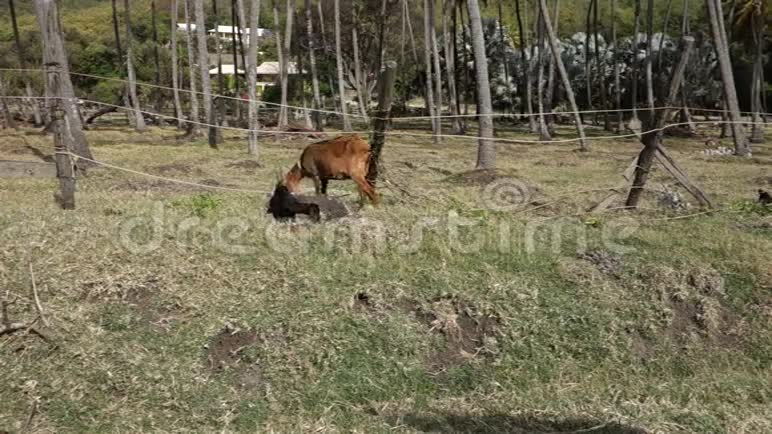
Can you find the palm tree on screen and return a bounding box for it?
[9,0,42,126]
[705,0,750,155]
[466,0,495,168]
[538,0,588,150]
[124,0,147,132]
[334,0,351,130]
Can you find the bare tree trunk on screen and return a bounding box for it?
[749,7,765,143]
[0,78,17,130]
[246,0,260,155]
[545,0,560,133]
[630,0,642,124]
[611,0,622,132]
[231,0,242,123]
[430,0,443,141]
[171,0,184,128]
[194,0,217,148]
[151,0,163,113]
[539,0,587,150]
[34,0,93,159]
[705,0,749,155]
[124,0,147,132]
[9,0,42,126]
[536,11,551,141]
[184,0,201,135]
[277,0,294,129]
[422,0,438,142]
[585,0,593,124]
[497,0,512,111]
[352,8,369,120]
[334,0,351,130]
[444,0,462,134]
[466,0,495,168]
[459,1,470,118]
[593,0,609,130]
[644,0,655,116]
[305,0,322,130]
[214,0,226,130]
[111,0,135,126]
[515,0,535,129]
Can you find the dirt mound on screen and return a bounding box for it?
[152,163,204,176]
[205,327,258,372]
[225,160,263,170]
[578,250,622,277]
[399,296,501,372]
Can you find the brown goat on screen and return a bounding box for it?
[284,134,379,205]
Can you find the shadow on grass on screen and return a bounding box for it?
[396,413,647,434]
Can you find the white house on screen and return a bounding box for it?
[177,23,272,45]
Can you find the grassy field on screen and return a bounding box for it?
[1,121,771,433]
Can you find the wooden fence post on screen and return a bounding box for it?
[45,63,76,210]
[367,60,397,186]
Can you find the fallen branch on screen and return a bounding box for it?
[29,262,50,328]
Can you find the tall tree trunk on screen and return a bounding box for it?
[451,0,464,131]
[444,0,462,134]
[545,0,560,133]
[611,0,622,132]
[171,0,184,129]
[585,0,593,124]
[151,0,163,113]
[656,0,674,76]
[630,0,641,123]
[231,0,242,123]
[352,8,369,120]
[705,0,749,155]
[514,0,535,129]
[749,6,764,143]
[497,0,512,111]
[9,0,42,126]
[213,0,226,130]
[305,0,322,130]
[274,0,294,129]
[536,10,551,141]
[34,0,93,159]
[111,0,134,126]
[194,0,217,148]
[429,0,443,141]
[466,0,495,168]
[334,0,351,130]
[539,0,588,150]
[593,0,609,130]
[184,0,201,135]
[0,77,17,130]
[678,0,696,134]
[124,0,147,132]
[423,0,438,142]
[644,0,655,116]
[246,0,260,155]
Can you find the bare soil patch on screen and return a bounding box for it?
[445,168,519,186]
[151,163,205,176]
[578,250,622,277]
[225,160,263,170]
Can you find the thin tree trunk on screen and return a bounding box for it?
[334,0,351,130]
[466,0,495,168]
[423,0,438,142]
[593,0,609,130]
[514,0,535,129]
[539,0,588,150]
[194,0,216,148]
[151,0,163,113]
[214,0,226,130]
[111,0,134,126]
[124,0,147,132]
[444,0,462,134]
[34,0,93,159]
[749,9,764,143]
[678,0,696,134]
[171,0,184,128]
[585,0,593,124]
[246,0,260,155]
[536,11,551,141]
[9,0,42,126]
[656,0,674,75]
[429,0,443,141]
[0,78,17,130]
[282,0,294,129]
[184,0,201,135]
[497,0,511,111]
[611,0,622,132]
[644,0,655,116]
[352,8,369,120]
[630,0,641,123]
[545,0,560,133]
[305,0,322,130]
[459,0,470,117]
[705,0,749,155]
[451,0,464,131]
[231,0,242,123]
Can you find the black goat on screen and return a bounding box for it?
[266,182,321,222]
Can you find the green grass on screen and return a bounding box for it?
[1,123,771,433]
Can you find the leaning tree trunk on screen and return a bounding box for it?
[9,0,42,126]
[333,0,351,130]
[124,0,147,132]
[705,0,749,155]
[429,0,443,141]
[245,0,260,155]
[305,0,322,130]
[423,0,438,143]
[184,0,201,136]
[171,0,184,129]
[194,0,217,148]
[444,0,462,134]
[466,0,495,168]
[33,0,93,159]
[539,0,588,150]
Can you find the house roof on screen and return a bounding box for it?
[256,61,301,74]
[177,23,197,31]
[209,64,245,75]
[208,25,272,37]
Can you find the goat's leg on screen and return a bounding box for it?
[352,176,379,206]
[321,179,329,195]
[312,176,322,195]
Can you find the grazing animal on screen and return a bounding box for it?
[266,182,321,222]
[759,189,772,206]
[284,134,379,205]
